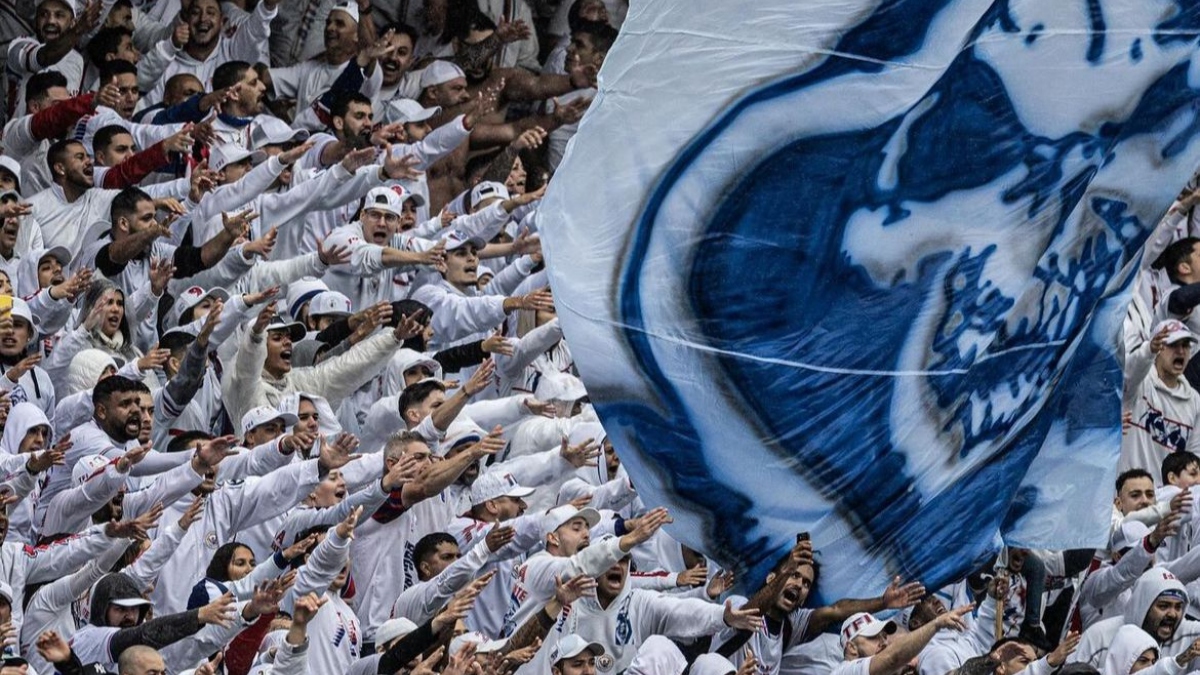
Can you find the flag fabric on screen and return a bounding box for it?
[540,0,1200,600]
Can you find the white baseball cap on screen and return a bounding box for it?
[170,286,229,328]
[420,61,466,89]
[470,181,510,209]
[374,618,418,648]
[450,631,506,655]
[209,143,265,173]
[389,183,426,207]
[309,291,353,318]
[549,635,604,664]
[241,406,300,434]
[286,278,329,320]
[469,472,535,507]
[251,116,310,150]
[387,99,441,125]
[363,186,405,217]
[839,612,896,649]
[330,0,359,23]
[543,505,601,537]
[1111,520,1151,552]
[4,296,32,326]
[443,229,486,252]
[72,454,109,487]
[1154,319,1197,346]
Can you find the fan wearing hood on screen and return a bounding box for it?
[1102,624,1200,675]
[14,245,88,336]
[222,302,417,435]
[0,402,69,543]
[1073,567,1200,669]
[0,409,133,651]
[71,571,278,674]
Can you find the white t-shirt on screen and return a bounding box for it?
[710,601,815,675]
[829,656,872,675]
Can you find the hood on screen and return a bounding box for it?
[570,421,609,483]
[289,339,327,369]
[88,573,149,626]
[81,278,133,347]
[65,349,118,398]
[690,655,736,675]
[14,247,63,300]
[626,635,686,675]
[382,349,442,396]
[277,391,342,438]
[1124,567,1187,638]
[0,402,49,454]
[1104,625,1158,675]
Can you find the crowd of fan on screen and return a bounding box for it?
[0,0,1194,674]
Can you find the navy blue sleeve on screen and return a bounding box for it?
[150,93,206,125]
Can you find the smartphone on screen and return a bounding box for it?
[797,532,810,543]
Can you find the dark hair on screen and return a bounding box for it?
[288,525,327,569]
[399,379,446,416]
[1153,237,1200,286]
[395,299,433,350]
[329,91,372,119]
[167,430,213,453]
[211,60,251,92]
[1163,452,1200,486]
[574,20,618,55]
[110,186,152,225]
[92,375,148,408]
[206,541,252,581]
[97,58,137,85]
[988,636,1040,657]
[412,532,457,581]
[25,71,68,107]
[46,138,83,177]
[566,0,603,33]
[440,0,495,44]
[85,26,133,67]
[1116,468,1153,493]
[381,21,418,46]
[93,124,133,156]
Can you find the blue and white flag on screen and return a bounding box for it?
[542,1,1200,599]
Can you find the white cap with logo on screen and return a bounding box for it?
[309,291,353,318]
[209,143,266,173]
[241,406,300,433]
[469,472,535,506]
[1154,319,1198,345]
[839,612,896,649]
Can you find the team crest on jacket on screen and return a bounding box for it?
[595,654,615,673]
[205,531,218,548]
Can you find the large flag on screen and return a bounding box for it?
[540,0,1200,600]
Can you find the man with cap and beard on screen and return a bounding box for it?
[1073,567,1200,669]
[831,604,974,675]
[71,571,284,673]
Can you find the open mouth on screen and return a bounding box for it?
[335,489,346,499]
[196,21,213,34]
[105,315,121,329]
[781,587,800,605]
[1175,356,1187,368]
[604,570,623,584]
[382,61,400,73]
[280,349,293,364]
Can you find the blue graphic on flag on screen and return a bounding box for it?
[542,0,1200,600]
